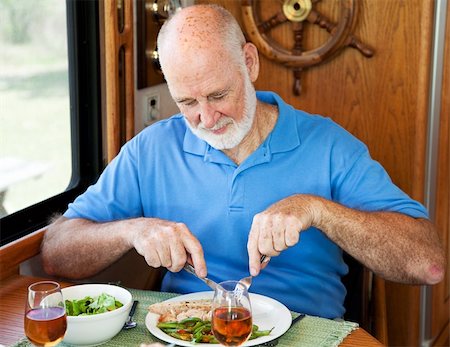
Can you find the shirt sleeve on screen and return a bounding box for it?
[64,138,144,221]
[331,139,429,219]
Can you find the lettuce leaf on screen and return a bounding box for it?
[65,293,123,316]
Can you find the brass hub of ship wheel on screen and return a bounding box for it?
[282,0,312,22]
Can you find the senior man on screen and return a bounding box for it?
[42,4,445,319]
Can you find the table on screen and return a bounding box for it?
[0,275,385,347]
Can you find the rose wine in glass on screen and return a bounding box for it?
[212,280,252,346]
[24,281,67,347]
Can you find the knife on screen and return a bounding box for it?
[291,313,306,325]
[183,263,220,291]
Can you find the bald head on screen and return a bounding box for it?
[154,5,262,152]
[157,4,247,75]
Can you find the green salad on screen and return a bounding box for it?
[65,293,123,316]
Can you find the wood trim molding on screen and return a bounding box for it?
[103,0,135,162]
[431,1,450,343]
[373,276,388,345]
[0,228,46,281]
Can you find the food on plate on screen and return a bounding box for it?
[156,317,273,344]
[65,292,123,316]
[148,299,273,344]
[157,317,218,343]
[148,299,213,322]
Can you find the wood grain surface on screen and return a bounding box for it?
[0,228,45,281]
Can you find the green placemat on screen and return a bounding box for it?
[12,289,358,347]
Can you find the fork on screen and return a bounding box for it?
[239,255,269,289]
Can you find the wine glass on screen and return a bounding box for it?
[24,281,67,347]
[211,280,252,346]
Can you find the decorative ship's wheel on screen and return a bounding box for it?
[241,0,374,95]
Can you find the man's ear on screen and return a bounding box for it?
[243,42,260,82]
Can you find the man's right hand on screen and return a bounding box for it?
[131,218,207,277]
[42,216,207,279]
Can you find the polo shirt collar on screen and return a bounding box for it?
[183,91,300,162]
[183,123,233,165]
[183,122,207,156]
[258,91,300,154]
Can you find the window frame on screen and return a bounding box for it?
[0,0,103,246]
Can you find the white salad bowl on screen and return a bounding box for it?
[61,284,133,346]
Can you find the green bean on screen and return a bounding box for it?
[196,324,213,342]
[179,317,202,325]
[193,324,212,341]
[159,328,180,333]
[209,336,219,344]
[193,331,205,343]
[157,322,183,329]
[193,322,209,334]
[189,320,205,332]
[250,327,274,339]
[203,335,219,343]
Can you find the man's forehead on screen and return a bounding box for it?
[160,30,223,78]
[163,49,220,81]
[166,58,236,101]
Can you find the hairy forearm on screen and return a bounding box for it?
[312,197,446,284]
[41,216,135,279]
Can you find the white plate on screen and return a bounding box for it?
[145,291,291,347]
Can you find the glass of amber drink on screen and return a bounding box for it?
[24,281,67,347]
[211,280,252,346]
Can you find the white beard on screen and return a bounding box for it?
[185,72,257,150]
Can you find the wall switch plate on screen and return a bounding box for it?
[144,93,160,126]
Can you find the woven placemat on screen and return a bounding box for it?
[12,289,358,347]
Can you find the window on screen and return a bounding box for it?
[0,0,103,246]
[0,0,71,217]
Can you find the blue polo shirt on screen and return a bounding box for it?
[65,91,428,318]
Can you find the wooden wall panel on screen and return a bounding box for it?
[103,0,135,162]
[196,1,437,345]
[202,0,432,196]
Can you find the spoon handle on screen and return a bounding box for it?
[128,300,139,319]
